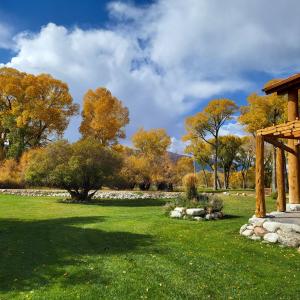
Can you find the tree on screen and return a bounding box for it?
[0,67,79,159]
[80,88,129,146]
[218,135,242,189]
[236,136,255,189]
[131,128,172,190]
[183,99,238,190]
[239,91,287,192]
[185,140,213,188]
[25,139,122,201]
[173,156,194,185]
[132,128,171,158]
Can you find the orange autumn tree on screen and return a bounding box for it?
[0,67,79,159]
[239,88,287,192]
[80,88,129,146]
[132,128,172,190]
[183,99,238,190]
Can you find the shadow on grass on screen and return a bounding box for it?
[59,198,168,207]
[222,214,242,220]
[0,216,154,292]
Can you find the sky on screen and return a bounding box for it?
[1,0,300,153]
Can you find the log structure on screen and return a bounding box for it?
[255,74,300,217]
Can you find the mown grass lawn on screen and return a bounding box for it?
[0,194,299,300]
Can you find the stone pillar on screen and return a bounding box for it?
[287,89,300,204]
[255,135,266,217]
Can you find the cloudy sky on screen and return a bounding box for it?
[1,0,300,153]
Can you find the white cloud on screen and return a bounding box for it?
[168,137,188,154]
[3,0,300,144]
[0,23,14,49]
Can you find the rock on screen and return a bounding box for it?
[249,235,261,241]
[193,216,204,221]
[223,192,229,195]
[170,210,182,218]
[247,225,254,230]
[174,207,186,213]
[186,208,205,216]
[253,220,266,227]
[242,193,246,196]
[292,224,300,233]
[286,204,300,212]
[249,216,267,224]
[263,233,278,243]
[263,221,281,233]
[239,224,248,234]
[205,214,213,220]
[254,226,267,237]
[277,230,300,247]
[242,229,253,237]
[278,223,294,233]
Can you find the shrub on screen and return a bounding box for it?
[0,159,24,188]
[25,138,122,201]
[182,173,198,200]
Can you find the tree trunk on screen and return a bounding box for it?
[202,167,209,188]
[214,141,218,190]
[241,171,247,189]
[68,189,95,202]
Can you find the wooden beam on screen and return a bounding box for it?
[255,135,266,217]
[276,147,286,212]
[263,137,296,155]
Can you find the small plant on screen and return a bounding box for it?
[182,173,198,200]
[271,191,278,200]
[206,196,223,213]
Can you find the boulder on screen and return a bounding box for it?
[254,226,267,237]
[186,208,205,216]
[174,207,186,213]
[241,229,253,237]
[286,204,300,212]
[249,235,261,241]
[263,233,278,243]
[205,214,214,220]
[277,230,300,247]
[263,221,281,233]
[240,224,248,234]
[170,210,182,218]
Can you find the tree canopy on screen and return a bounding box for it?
[0,67,79,159]
[80,88,129,146]
[25,138,122,201]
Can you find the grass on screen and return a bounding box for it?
[0,194,299,299]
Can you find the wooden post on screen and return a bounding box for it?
[287,89,300,204]
[255,135,266,217]
[276,146,286,211]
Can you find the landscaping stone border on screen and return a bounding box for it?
[240,212,300,251]
[170,206,223,221]
[0,189,182,199]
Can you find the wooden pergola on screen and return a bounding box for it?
[255,73,300,217]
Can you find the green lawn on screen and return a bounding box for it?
[0,194,299,300]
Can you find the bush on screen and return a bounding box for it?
[0,159,24,188]
[182,173,198,200]
[271,191,278,200]
[25,138,122,201]
[164,193,223,214]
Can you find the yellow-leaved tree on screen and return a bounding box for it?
[132,128,172,190]
[0,67,79,159]
[239,86,287,192]
[183,99,238,190]
[80,88,129,146]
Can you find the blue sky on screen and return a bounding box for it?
[1,0,300,153]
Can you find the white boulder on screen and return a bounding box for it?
[242,229,253,237]
[263,221,281,233]
[263,233,278,243]
[170,210,182,218]
[186,208,205,216]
